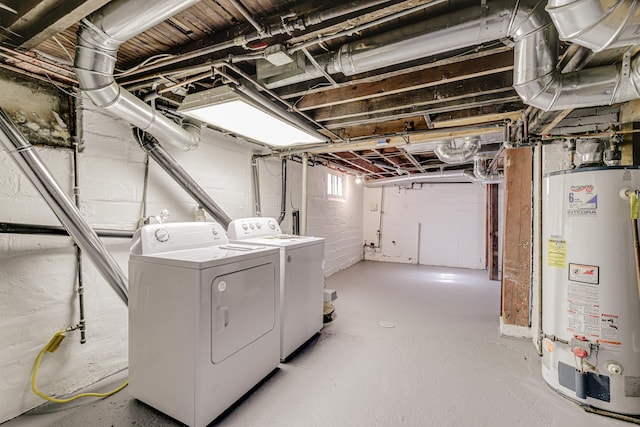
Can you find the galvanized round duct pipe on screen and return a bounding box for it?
[546,0,640,52]
[74,0,201,151]
[266,0,640,111]
[0,108,129,305]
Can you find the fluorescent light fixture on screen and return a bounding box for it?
[177,85,326,147]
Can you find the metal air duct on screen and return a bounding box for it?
[0,108,129,305]
[434,137,479,164]
[265,0,640,111]
[473,155,504,184]
[546,0,640,52]
[74,0,201,151]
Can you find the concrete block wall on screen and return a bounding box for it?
[0,96,363,423]
[362,183,488,269]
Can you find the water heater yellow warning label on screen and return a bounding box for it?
[547,238,566,268]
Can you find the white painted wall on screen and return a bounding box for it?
[362,183,488,269]
[0,95,363,423]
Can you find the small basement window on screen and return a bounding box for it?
[327,172,344,199]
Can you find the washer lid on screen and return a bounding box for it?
[231,235,324,249]
[130,243,279,269]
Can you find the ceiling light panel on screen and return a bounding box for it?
[178,85,325,147]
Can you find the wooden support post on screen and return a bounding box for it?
[501,147,532,327]
[486,183,500,281]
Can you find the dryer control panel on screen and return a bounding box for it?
[131,222,229,255]
[227,217,281,240]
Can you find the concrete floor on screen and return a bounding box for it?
[2,261,629,427]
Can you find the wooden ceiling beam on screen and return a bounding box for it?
[332,103,523,139]
[323,91,521,128]
[311,71,514,122]
[8,0,111,49]
[296,51,513,111]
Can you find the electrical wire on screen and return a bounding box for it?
[31,329,128,404]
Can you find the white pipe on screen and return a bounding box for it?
[301,153,309,235]
[364,169,475,187]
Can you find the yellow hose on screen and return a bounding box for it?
[31,329,128,404]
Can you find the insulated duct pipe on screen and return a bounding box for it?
[433,137,479,164]
[265,0,640,111]
[0,108,128,305]
[277,159,287,224]
[546,0,640,52]
[364,169,475,187]
[74,0,201,151]
[140,137,233,228]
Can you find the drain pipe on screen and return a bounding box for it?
[0,108,128,305]
[301,153,309,236]
[277,158,287,224]
[74,0,201,151]
[138,135,233,228]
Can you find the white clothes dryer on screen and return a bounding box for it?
[128,222,280,427]
[227,217,325,361]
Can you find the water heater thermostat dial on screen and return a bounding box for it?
[154,228,170,242]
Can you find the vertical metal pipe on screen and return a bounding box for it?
[72,140,87,343]
[301,153,309,236]
[251,155,262,216]
[0,108,128,305]
[277,158,287,224]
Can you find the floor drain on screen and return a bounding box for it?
[378,320,396,328]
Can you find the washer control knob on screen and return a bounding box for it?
[268,220,276,230]
[154,228,169,242]
[211,227,218,236]
[242,224,248,230]
[250,223,255,229]
[256,222,262,229]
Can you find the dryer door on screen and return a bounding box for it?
[211,263,276,363]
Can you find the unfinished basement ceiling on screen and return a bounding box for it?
[0,0,627,180]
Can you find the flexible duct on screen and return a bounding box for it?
[139,136,233,228]
[546,0,640,52]
[364,169,475,187]
[265,0,640,111]
[434,137,479,164]
[74,0,201,151]
[0,108,128,305]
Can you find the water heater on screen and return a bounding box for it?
[542,166,640,415]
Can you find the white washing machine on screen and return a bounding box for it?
[227,217,325,361]
[128,222,280,427]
